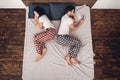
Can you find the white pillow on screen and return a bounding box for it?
[70,5,92,46]
[75,4,86,12]
[75,5,86,22]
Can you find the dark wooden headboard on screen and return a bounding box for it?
[22,0,96,7]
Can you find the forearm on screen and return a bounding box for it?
[74,20,83,30]
[38,23,43,29]
[75,20,83,27]
[34,18,39,25]
[34,18,43,29]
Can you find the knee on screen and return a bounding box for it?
[34,34,40,42]
[75,40,81,48]
[56,36,62,44]
[76,40,81,45]
[50,32,56,39]
[34,35,37,41]
[56,36,60,44]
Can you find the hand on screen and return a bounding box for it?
[80,16,85,23]
[71,10,75,15]
[40,26,44,29]
[34,19,37,25]
[82,15,85,19]
[72,14,78,22]
[34,17,39,25]
[34,11,39,18]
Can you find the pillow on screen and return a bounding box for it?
[75,5,86,23]
[51,20,61,35]
[75,4,86,11]
[28,3,51,19]
[70,5,91,46]
[49,2,76,20]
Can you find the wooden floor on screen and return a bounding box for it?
[91,9,120,80]
[0,9,25,80]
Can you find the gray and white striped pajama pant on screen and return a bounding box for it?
[57,35,81,58]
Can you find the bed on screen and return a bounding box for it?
[22,3,95,80]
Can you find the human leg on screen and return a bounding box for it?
[57,35,81,64]
[34,28,56,61]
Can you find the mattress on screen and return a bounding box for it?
[22,5,95,80]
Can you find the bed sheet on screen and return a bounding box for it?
[22,5,95,80]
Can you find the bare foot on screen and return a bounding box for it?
[64,54,71,65]
[35,54,44,62]
[71,58,80,64]
[35,48,47,62]
[42,48,47,55]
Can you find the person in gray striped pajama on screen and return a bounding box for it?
[57,5,85,65]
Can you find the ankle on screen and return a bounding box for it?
[71,57,75,60]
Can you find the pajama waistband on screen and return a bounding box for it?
[58,35,69,36]
[46,28,56,34]
[58,34,69,36]
[46,28,55,30]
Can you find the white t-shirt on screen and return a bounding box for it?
[58,14,73,35]
[39,15,54,29]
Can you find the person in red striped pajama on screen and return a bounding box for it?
[34,7,56,62]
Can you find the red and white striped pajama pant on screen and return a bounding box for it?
[34,28,56,54]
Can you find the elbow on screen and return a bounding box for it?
[72,27,77,30]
